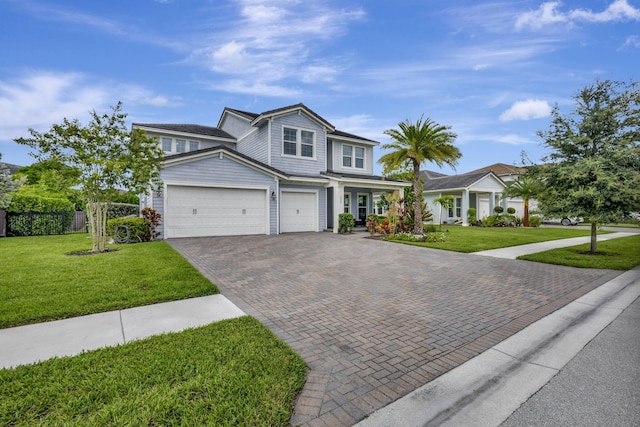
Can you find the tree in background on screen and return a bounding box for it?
[0,153,21,209]
[532,79,640,253]
[15,102,163,253]
[379,116,461,235]
[502,174,543,227]
[433,195,454,231]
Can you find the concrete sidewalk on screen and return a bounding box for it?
[0,294,244,369]
[473,231,637,259]
[356,266,640,426]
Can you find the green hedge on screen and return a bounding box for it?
[6,194,74,235]
[107,203,139,219]
[107,217,150,242]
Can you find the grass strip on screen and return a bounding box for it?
[517,234,640,270]
[0,234,217,328]
[389,226,601,253]
[0,316,307,427]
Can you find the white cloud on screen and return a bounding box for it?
[0,71,175,140]
[196,0,365,93]
[496,134,537,145]
[515,0,640,30]
[515,2,567,30]
[619,34,640,49]
[499,99,551,122]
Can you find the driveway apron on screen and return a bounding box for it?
[168,233,621,426]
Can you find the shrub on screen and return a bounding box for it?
[390,231,447,243]
[507,207,516,215]
[424,223,437,233]
[467,208,477,225]
[338,213,355,234]
[141,207,162,240]
[366,214,378,235]
[494,205,504,213]
[529,215,542,228]
[108,217,149,242]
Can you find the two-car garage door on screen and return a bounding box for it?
[165,185,267,238]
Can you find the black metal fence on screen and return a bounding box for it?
[3,211,87,237]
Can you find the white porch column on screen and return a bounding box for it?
[489,192,496,215]
[332,182,343,233]
[461,189,470,226]
[501,193,508,211]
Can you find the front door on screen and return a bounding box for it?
[357,194,368,223]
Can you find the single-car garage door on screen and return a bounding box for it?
[165,185,267,238]
[280,191,317,233]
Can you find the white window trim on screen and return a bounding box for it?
[161,137,201,154]
[281,125,316,160]
[342,143,365,170]
[343,193,351,213]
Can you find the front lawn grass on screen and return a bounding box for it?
[517,234,640,270]
[0,234,218,328]
[390,226,602,253]
[0,316,307,427]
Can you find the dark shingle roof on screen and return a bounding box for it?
[329,129,379,144]
[223,108,259,121]
[420,170,449,180]
[323,170,409,183]
[466,163,526,176]
[133,123,235,140]
[249,103,335,130]
[422,171,501,191]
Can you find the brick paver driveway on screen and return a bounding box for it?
[168,232,620,426]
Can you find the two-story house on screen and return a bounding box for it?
[134,103,408,238]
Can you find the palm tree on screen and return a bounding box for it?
[379,116,461,234]
[502,174,543,227]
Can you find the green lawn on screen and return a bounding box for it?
[517,234,640,270]
[0,234,218,329]
[1,234,306,426]
[392,226,602,253]
[0,316,307,427]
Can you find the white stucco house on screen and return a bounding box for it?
[134,103,409,238]
[422,163,538,226]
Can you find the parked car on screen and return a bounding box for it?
[542,216,584,226]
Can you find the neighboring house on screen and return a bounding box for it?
[134,103,408,238]
[422,163,538,225]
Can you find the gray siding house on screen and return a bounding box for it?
[134,103,408,238]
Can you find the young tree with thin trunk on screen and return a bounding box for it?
[533,79,640,253]
[379,117,461,235]
[15,102,163,253]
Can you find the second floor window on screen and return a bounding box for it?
[342,144,365,169]
[283,127,314,158]
[160,137,200,154]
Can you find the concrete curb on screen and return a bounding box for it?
[355,267,640,427]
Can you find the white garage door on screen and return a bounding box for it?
[280,191,316,233]
[165,186,267,238]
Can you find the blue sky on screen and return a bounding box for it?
[1,0,637,175]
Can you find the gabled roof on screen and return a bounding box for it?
[466,163,526,176]
[133,123,236,140]
[2,163,22,175]
[423,171,505,191]
[420,170,449,180]
[249,103,335,131]
[328,129,379,145]
[163,145,288,179]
